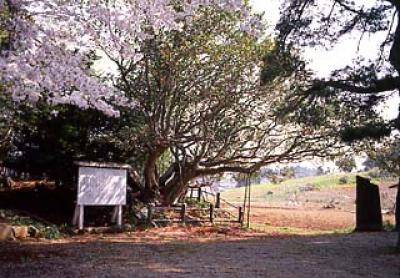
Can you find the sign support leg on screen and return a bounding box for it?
[72,205,79,225]
[79,205,84,230]
[117,205,122,228]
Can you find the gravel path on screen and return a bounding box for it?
[0,230,399,278]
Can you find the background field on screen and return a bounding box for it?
[219,173,398,232]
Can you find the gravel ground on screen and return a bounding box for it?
[0,229,399,278]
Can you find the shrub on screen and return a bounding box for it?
[339,176,348,184]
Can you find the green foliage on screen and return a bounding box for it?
[42,225,61,239]
[335,156,356,173]
[7,211,62,239]
[383,221,396,232]
[0,3,10,49]
[338,176,349,184]
[5,102,130,184]
[185,199,209,209]
[341,123,392,142]
[269,0,399,143]
[368,138,400,176]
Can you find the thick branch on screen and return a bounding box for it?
[313,76,400,95]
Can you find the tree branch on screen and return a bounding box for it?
[313,76,400,95]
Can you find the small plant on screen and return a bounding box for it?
[383,221,395,232]
[43,226,61,239]
[339,176,348,184]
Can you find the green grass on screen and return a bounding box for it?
[248,223,354,236]
[221,172,396,203]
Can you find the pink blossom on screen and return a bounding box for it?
[1,0,263,116]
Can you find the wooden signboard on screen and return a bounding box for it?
[78,166,126,205]
[72,162,130,230]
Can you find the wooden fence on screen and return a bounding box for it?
[147,188,244,225]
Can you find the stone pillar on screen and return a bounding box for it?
[355,176,382,231]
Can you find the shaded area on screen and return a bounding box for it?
[0,186,116,226]
[0,186,75,225]
[0,232,399,277]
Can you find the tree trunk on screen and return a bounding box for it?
[395,179,400,231]
[396,179,400,251]
[142,150,163,201]
[161,167,196,205]
[161,176,190,205]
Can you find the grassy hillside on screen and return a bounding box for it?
[220,172,396,204]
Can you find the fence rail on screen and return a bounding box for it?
[147,187,244,225]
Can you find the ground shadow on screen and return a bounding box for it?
[0,232,398,277]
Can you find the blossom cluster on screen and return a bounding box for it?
[0,0,263,116]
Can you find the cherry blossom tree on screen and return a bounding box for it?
[0,0,260,116]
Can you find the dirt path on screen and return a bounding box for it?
[0,228,398,278]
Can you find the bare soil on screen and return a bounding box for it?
[248,206,395,231]
[226,183,397,231]
[0,226,399,278]
[0,180,398,277]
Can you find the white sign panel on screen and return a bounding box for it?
[78,167,127,205]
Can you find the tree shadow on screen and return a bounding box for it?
[0,232,398,277]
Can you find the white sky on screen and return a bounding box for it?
[250,0,399,120]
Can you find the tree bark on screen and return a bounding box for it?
[396,179,400,231]
[142,149,163,201]
[160,166,196,205]
[397,179,400,251]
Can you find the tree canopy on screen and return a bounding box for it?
[270,0,400,141]
[0,1,348,204]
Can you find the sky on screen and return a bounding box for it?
[250,0,399,120]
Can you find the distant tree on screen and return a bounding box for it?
[335,156,357,173]
[234,171,261,187]
[281,166,296,179]
[317,166,326,175]
[368,138,400,176]
[362,158,378,172]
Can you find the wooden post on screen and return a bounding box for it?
[111,206,118,223]
[246,175,252,229]
[181,203,187,223]
[79,205,84,230]
[72,205,79,225]
[215,192,221,208]
[242,178,248,225]
[197,187,202,202]
[209,204,215,223]
[190,188,193,199]
[238,206,244,224]
[117,205,122,228]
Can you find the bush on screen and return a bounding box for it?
[42,226,61,239]
[339,176,349,184]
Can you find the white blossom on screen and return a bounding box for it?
[1,0,263,116]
